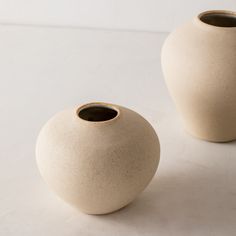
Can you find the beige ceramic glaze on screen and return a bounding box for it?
[36,102,160,214]
[161,10,236,142]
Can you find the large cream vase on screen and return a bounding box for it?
[161,10,236,142]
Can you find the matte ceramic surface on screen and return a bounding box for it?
[36,102,160,214]
[161,10,236,142]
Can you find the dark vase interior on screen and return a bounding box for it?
[200,12,236,27]
[78,105,118,122]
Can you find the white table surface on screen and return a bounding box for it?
[0,24,235,236]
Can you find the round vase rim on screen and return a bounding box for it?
[194,10,236,30]
[76,102,121,124]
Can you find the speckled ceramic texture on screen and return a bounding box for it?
[161,10,236,142]
[36,102,160,214]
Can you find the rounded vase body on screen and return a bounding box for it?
[36,102,160,214]
[161,10,236,142]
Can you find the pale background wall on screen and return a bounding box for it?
[0,0,235,32]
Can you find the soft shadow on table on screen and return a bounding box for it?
[93,145,236,235]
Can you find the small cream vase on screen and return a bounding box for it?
[162,10,236,142]
[36,102,160,214]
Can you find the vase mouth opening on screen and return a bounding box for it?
[198,10,236,27]
[77,102,119,122]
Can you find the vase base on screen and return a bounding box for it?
[184,128,236,143]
